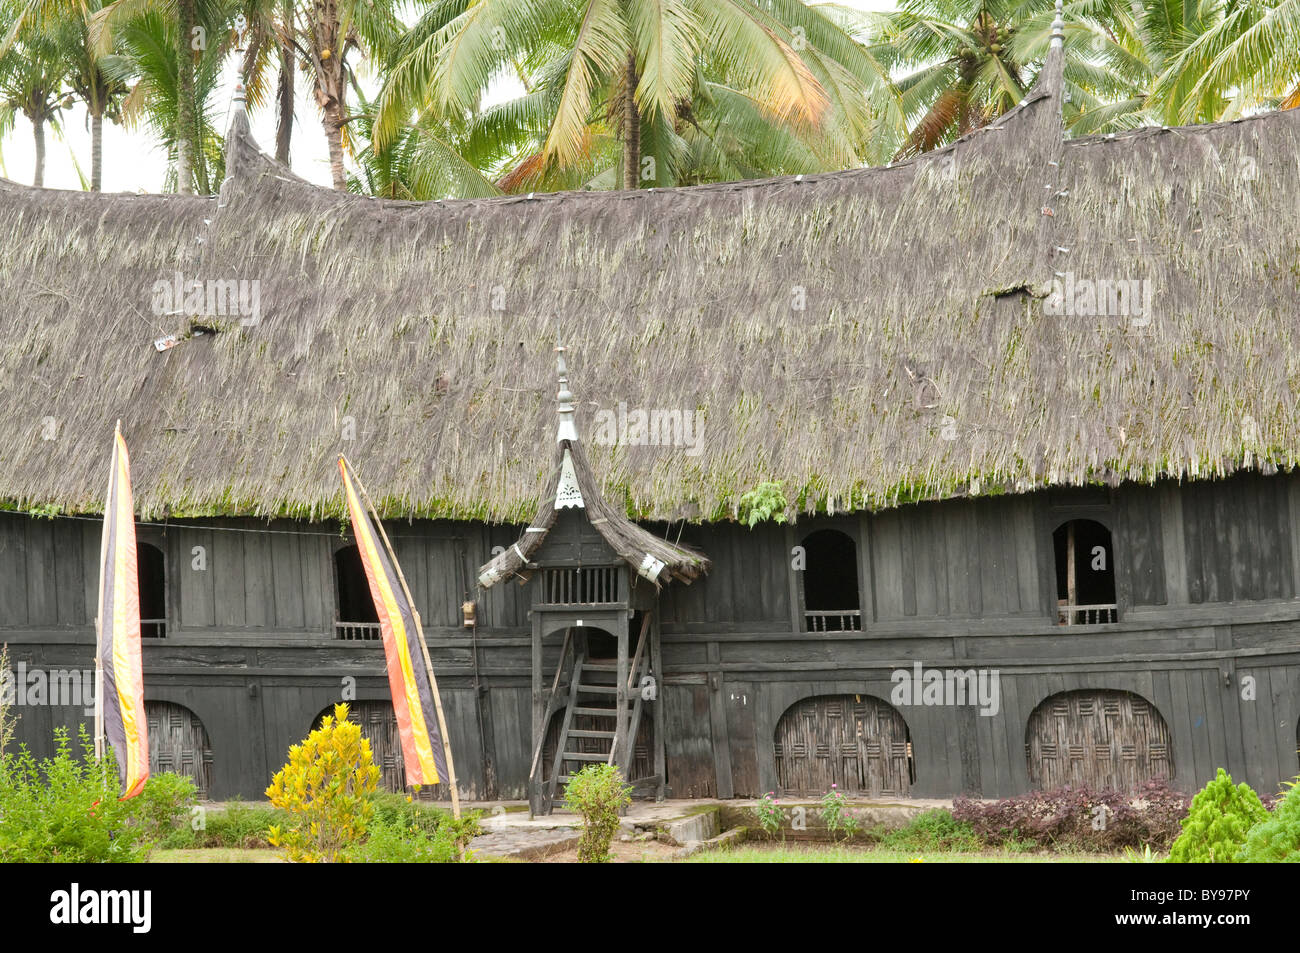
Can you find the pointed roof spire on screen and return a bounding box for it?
[555,345,578,443]
[224,83,252,180]
[1050,0,1065,50]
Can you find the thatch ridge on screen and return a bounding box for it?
[2,61,1299,523]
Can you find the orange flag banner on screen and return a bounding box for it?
[338,456,449,787]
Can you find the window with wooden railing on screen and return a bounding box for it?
[138,541,167,638]
[1053,519,1118,625]
[334,622,382,641]
[799,529,862,633]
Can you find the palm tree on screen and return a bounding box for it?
[279,0,401,189]
[49,0,130,189]
[0,11,69,185]
[1151,0,1300,122]
[115,7,227,191]
[229,0,296,162]
[869,0,1045,157]
[87,0,238,192]
[347,83,500,197]
[371,0,882,191]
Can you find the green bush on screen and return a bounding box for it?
[343,794,481,862]
[1238,780,1300,863]
[563,764,631,863]
[0,725,148,862]
[1168,769,1267,863]
[368,793,482,846]
[200,802,287,849]
[881,809,983,852]
[135,772,199,849]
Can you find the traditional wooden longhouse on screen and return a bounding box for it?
[2,27,1299,805]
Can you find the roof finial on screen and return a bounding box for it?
[233,82,247,110]
[1050,0,1065,49]
[555,345,578,444]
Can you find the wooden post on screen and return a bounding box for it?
[615,609,629,771]
[343,456,460,819]
[93,419,121,764]
[1066,521,1077,625]
[650,610,665,800]
[94,624,104,761]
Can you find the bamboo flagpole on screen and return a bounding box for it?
[93,422,121,763]
[341,455,460,819]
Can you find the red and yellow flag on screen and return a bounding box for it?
[338,457,448,787]
[96,425,149,799]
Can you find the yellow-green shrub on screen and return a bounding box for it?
[1168,768,1267,863]
[265,703,381,862]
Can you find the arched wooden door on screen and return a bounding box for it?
[314,702,444,801]
[1026,690,1173,792]
[146,701,214,799]
[774,694,913,797]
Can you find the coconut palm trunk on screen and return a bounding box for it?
[315,68,347,189]
[176,0,196,193]
[32,114,45,187]
[622,51,639,190]
[91,109,103,190]
[275,43,294,163]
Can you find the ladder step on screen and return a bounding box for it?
[573,706,617,717]
[582,660,618,669]
[561,751,610,762]
[578,684,617,694]
[568,729,615,739]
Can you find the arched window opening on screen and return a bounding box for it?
[800,529,861,631]
[138,542,167,638]
[334,545,380,640]
[1053,519,1117,624]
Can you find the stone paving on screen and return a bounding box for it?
[465,797,956,859]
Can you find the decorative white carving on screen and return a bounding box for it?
[555,449,584,509]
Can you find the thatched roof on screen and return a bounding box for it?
[476,351,708,588]
[1,45,1299,523]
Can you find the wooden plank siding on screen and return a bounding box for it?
[3,472,1300,801]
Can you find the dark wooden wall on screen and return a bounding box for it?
[3,471,1299,801]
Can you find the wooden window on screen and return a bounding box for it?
[334,544,380,640]
[138,542,167,638]
[799,529,862,631]
[1053,519,1117,624]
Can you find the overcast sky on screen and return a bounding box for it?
[0,0,897,192]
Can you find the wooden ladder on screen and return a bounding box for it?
[529,616,658,815]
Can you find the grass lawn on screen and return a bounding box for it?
[686,845,1128,863]
[150,848,284,863]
